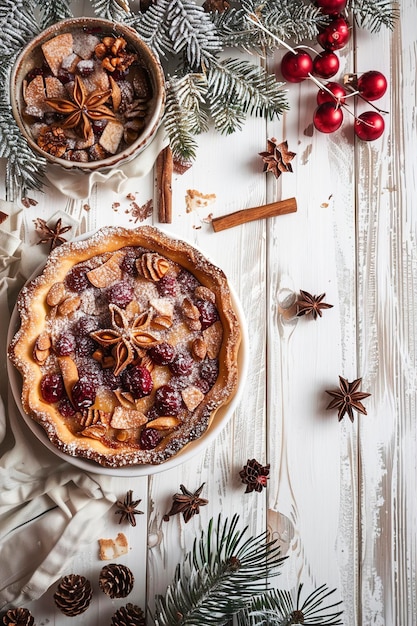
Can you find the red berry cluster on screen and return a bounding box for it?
[279,0,388,141]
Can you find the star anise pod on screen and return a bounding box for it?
[115,490,143,527]
[45,75,115,141]
[325,376,371,422]
[239,458,270,493]
[163,483,208,523]
[296,290,333,319]
[34,217,72,251]
[90,304,158,375]
[259,138,296,179]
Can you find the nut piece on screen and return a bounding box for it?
[146,416,181,430]
[58,294,81,316]
[136,252,170,281]
[191,336,207,361]
[182,297,202,331]
[203,321,223,359]
[80,408,111,427]
[110,406,148,429]
[46,282,66,306]
[86,251,124,287]
[99,533,128,561]
[194,286,216,303]
[181,386,205,411]
[33,331,52,364]
[81,423,107,439]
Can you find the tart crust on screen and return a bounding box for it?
[8,226,241,467]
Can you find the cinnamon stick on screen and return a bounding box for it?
[156,145,173,223]
[211,197,297,232]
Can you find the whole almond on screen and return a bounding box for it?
[46,282,66,306]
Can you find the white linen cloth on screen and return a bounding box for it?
[0,129,167,609]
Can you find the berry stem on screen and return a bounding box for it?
[345,87,389,114]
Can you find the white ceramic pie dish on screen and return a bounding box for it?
[7,241,248,477]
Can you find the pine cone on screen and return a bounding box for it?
[111,602,146,626]
[2,607,34,625]
[99,564,134,599]
[53,574,92,616]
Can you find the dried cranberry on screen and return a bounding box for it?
[91,120,107,136]
[40,374,65,404]
[102,368,121,390]
[71,378,96,410]
[107,281,134,308]
[157,273,177,297]
[169,352,193,377]
[55,333,75,356]
[58,397,77,418]
[148,342,175,366]
[120,249,139,276]
[200,359,219,388]
[123,365,153,399]
[196,300,219,330]
[177,270,199,293]
[140,428,162,450]
[66,266,91,292]
[57,68,73,84]
[74,316,99,336]
[76,335,96,357]
[26,67,44,81]
[194,378,210,394]
[154,385,183,415]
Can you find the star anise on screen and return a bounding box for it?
[239,458,270,493]
[325,376,371,422]
[296,290,333,319]
[259,138,296,179]
[115,490,144,527]
[34,217,72,251]
[90,304,158,375]
[163,483,208,523]
[45,75,115,141]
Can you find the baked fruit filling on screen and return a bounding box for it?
[9,227,241,467]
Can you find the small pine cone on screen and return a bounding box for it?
[2,607,35,626]
[53,574,92,616]
[99,564,134,599]
[111,602,146,626]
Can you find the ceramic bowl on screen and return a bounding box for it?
[10,17,165,172]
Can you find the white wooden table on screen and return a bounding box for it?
[1,3,416,624]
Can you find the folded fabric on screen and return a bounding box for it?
[45,124,168,199]
[0,223,119,610]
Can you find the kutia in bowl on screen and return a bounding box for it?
[10,17,165,171]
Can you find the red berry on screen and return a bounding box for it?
[120,249,139,276]
[313,102,344,133]
[148,342,175,365]
[317,17,350,51]
[313,51,339,79]
[169,352,194,377]
[74,316,99,336]
[40,373,65,403]
[354,111,385,141]
[357,71,387,101]
[123,365,153,399]
[315,0,347,14]
[154,385,183,415]
[200,359,219,388]
[157,273,177,297]
[107,281,134,307]
[72,378,96,410]
[317,82,347,105]
[196,300,219,329]
[58,397,77,418]
[177,270,199,293]
[66,266,90,292]
[280,50,313,83]
[55,333,75,356]
[140,428,162,450]
[76,334,96,357]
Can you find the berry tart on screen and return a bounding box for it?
[8,227,241,467]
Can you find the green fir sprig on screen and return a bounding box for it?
[153,514,286,625]
[0,0,398,192]
[153,514,344,626]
